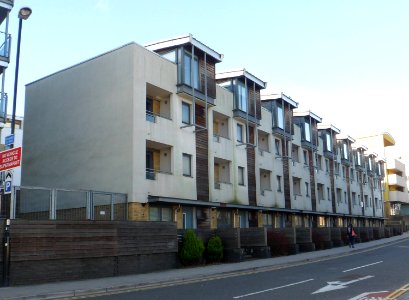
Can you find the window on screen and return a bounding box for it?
[304,122,311,142]
[276,106,284,129]
[146,97,156,123]
[277,176,282,192]
[342,166,346,178]
[182,102,191,124]
[303,150,309,165]
[305,182,310,197]
[275,139,281,155]
[364,195,369,207]
[183,52,199,89]
[292,145,299,162]
[183,153,192,176]
[344,192,347,203]
[327,187,331,201]
[352,192,356,206]
[343,143,348,159]
[238,167,245,186]
[325,133,332,152]
[316,154,322,170]
[236,82,248,112]
[293,177,301,195]
[357,152,362,166]
[146,150,155,180]
[149,207,172,221]
[325,159,329,173]
[317,184,324,200]
[237,123,244,143]
[336,188,342,203]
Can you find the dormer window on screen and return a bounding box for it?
[183,51,199,89]
[236,81,248,112]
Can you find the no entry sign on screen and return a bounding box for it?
[0,147,22,171]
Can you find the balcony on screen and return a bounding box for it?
[0,31,10,74]
[212,181,233,202]
[0,92,6,122]
[389,191,409,204]
[388,159,406,173]
[388,174,407,188]
[213,135,233,161]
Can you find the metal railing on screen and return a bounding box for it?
[0,32,10,59]
[10,186,127,221]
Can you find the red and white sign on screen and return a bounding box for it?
[0,147,22,171]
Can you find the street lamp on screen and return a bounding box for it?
[10,7,32,139]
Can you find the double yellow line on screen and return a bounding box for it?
[386,283,409,299]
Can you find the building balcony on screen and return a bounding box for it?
[259,189,274,207]
[388,174,407,188]
[212,181,233,203]
[0,1,13,24]
[232,109,260,125]
[145,113,176,145]
[0,31,10,74]
[388,159,406,173]
[0,92,6,123]
[389,191,409,204]
[177,83,215,106]
[212,134,233,161]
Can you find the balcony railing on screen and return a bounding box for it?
[0,31,10,60]
[0,92,6,122]
[145,168,172,180]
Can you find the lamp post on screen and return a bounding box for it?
[10,7,32,139]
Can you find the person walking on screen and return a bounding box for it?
[347,223,356,248]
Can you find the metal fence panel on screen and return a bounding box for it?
[15,187,51,220]
[56,190,88,220]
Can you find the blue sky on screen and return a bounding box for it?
[5,0,409,157]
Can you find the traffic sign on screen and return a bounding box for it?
[4,170,12,194]
[0,147,22,171]
[4,134,14,146]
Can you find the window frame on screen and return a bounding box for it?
[182,153,192,177]
[182,102,191,125]
[238,166,245,186]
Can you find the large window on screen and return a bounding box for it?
[276,106,284,129]
[325,133,332,151]
[183,153,192,176]
[183,52,199,89]
[238,166,245,186]
[237,123,244,143]
[182,102,191,124]
[236,82,247,112]
[274,139,281,155]
[304,122,311,142]
[343,143,348,159]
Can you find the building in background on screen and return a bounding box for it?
[21,34,386,228]
[356,133,409,217]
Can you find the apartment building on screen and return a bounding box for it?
[356,133,409,217]
[21,34,385,229]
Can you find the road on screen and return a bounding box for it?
[89,239,409,300]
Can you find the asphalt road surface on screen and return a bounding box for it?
[89,239,409,300]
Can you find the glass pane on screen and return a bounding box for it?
[162,207,172,221]
[182,102,190,124]
[149,207,160,221]
[304,122,311,142]
[161,50,176,62]
[326,134,332,151]
[183,154,191,176]
[183,54,191,86]
[277,106,284,129]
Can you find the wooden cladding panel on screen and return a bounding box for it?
[9,220,177,262]
[195,104,209,201]
[247,146,257,207]
[330,160,336,213]
[308,150,316,211]
[199,57,216,99]
[248,87,262,120]
[282,141,291,209]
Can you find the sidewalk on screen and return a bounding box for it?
[1,233,408,300]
